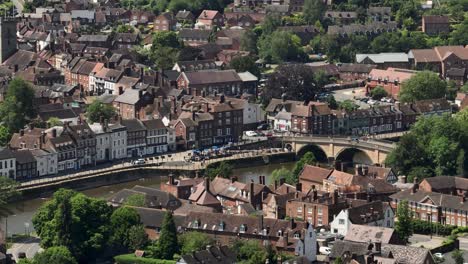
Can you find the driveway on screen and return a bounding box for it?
[7,236,42,261]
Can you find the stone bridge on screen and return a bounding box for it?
[279,136,396,165]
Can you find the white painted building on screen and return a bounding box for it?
[274,111,291,131]
[89,122,112,162]
[143,119,169,155]
[31,148,58,176]
[330,201,394,236]
[109,123,128,160]
[0,148,16,179]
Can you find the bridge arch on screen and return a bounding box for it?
[296,144,328,163]
[335,147,373,167]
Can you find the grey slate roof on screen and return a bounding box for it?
[356,53,409,64]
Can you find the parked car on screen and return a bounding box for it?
[319,247,332,255]
[257,123,269,130]
[132,158,146,165]
[245,131,258,137]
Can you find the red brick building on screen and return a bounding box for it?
[286,190,348,227]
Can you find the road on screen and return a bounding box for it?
[7,236,42,261]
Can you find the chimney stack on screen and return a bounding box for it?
[52,128,57,138]
[169,173,175,185]
[332,190,339,204]
[274,180,278,190]
[411,177,419,194]
[312,185,318,201]
[398,176,406,184]
[296,182,302,192]
[250,180,255,204]
[19,129,24,136]
[205,177,210,193]
[231,176,237,183]
[118,86,123,95]
[279,178,285,186]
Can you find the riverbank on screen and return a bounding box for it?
[18,150,296,200]
[5,161,296,236]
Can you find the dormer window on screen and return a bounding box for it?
[193,220,200,228]
[239,224,246,233]
[218,221,225,231]
[294,233,300,239]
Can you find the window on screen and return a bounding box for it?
[218,221,225,231]
[294,233,300,239]
[193,220,200,228]
[297,206,302,213]
[318,207,323,215]
[240,224,246,233]
[339,219,345,225]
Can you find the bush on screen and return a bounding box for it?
[412,219,456,236]
[114,254,176,264]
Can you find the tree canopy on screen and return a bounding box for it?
[395,200,413,243]
[229,56,260,77]
[19,246,77,264]
[205,161,233,179]
[399,71,447,102]
[258,30,305,63]
[32,189,113,262]
[370,86,388,100]
[110,207,148,252]
[386,111,468,179]
[0,78,35,133]
[86,100,117,123]
[303,0,326,24]
[263,64,318,103]
[148,211,179,260]
[178,232,215,255]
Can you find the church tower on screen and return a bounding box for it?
[0,17,17,63]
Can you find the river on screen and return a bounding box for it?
[4,162,296,236]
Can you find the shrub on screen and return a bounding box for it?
[114,254,176,264]
[412,219,456,236]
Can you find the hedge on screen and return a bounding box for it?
[114,254,177,264]
[412,219,457,236]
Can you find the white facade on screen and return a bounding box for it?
[110,126,127,160]
[33,149,58,176]
[274,111,291,131]
[242,101,265,125]
[0,156,16,179]
[330,205,395,236]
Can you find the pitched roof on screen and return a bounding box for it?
[198,10,220,20]
[299,165,333,185]
[345,224,396,243]
[181,70,241,85]
[421,176,468,192]
[356,53,409,63]
[178,29,212,39]
[347,201,387,225]
[423,15,449,24]
[390,189,468,211]
[142,119,166,130]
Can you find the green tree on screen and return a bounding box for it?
[149,211,179,259]
[395,200,413,243]
[0,125,11,146]
[152,31,182,49]
[47,117,63,127]
[370,86,388,100]
[233,239,272,264]
[399,71,447,102]
[32,246,77,264]
[151,46,179,70]
[179,232,215,255]
[452,250,464,264]
[263,64,318,103]
[128,225,149,251]
[262,14,281,35]
[116,24,135,33]
[292,152,316,183]
[32,189,113,262]
[205,161,233,179]
[0,78,35,132]
[258,30,305,63]
[450,18,468,45]
[124,193,146,207]
[85,100,116,123]
[461,83,468,93]
[313,70,329,90]
[339,100,359,112]
[271,167,294,185]
[229,56,260,77]
[334,257,343,264]
[326,95,338,110]
[240,29,258,54]
[110,207,143,252]
[303,0,325,24]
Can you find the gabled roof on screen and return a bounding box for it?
[299,165,333,185]
[180,70,241,85]
[198,10,220,20]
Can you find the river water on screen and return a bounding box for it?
[4,162,295,236]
